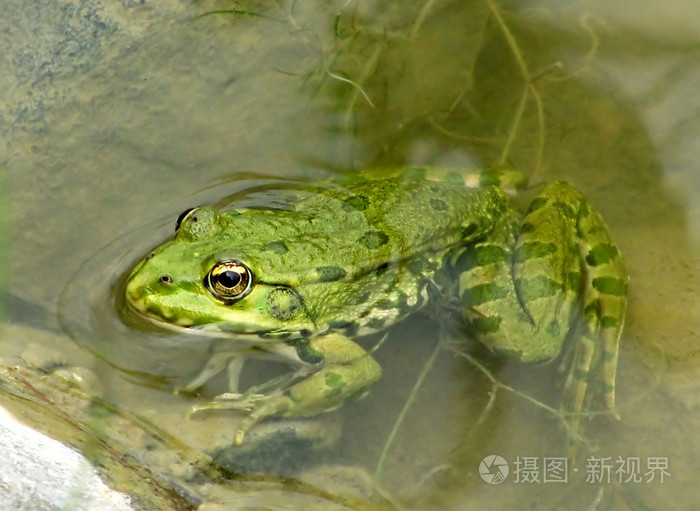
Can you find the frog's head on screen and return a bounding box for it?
[124,206,318,340]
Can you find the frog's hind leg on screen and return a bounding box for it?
[562,195,628,428]
[516,182,627,440]
[456,181,627,442]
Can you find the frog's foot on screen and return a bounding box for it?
[190,392,268,414]
[189,391,294,445]
[189,332,382,445]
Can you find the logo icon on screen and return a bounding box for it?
[479,455,509,484]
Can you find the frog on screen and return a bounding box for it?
[124,167,628,446]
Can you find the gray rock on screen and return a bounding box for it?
[0,406,134,511]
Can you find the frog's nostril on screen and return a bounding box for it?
[159,275,173,284]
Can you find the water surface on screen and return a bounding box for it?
[1,0,698,509]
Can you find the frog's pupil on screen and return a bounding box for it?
[206,260,253,302]
[218,271,241,288]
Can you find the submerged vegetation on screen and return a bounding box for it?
[195,0,608,178]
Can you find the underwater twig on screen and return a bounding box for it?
[429,116,500,146]
[618,341,665,409]
[529,81,546,174]
[278,0,378,124]
[373,334,444,484]
[499,83,529,167]
[547,14,602,82]
[367,332,391,356]
[414,463,452,490]
[337,34,384,128]
[469,381,500,437]
[411,0,442,38]
[484,0,528,79]
[192,8,279,22]
[587,486,608,511]
[328,70,376,109]
[445,344,593,447]
[484,0,546,174]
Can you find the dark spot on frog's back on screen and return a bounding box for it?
[429,198,448,211]
[402,166,427,181]
[261,240,289,255]
[520,222,535,233]
[342,195,370,212]
[461,222,479,238]
[359,230,389,249]
[374,262,389,277]
[527,197,548,214]
[350,290,372,306]
[553,200,577,220]
[316,266,347,282]
[478,170,502,187]
[444,171,464,185]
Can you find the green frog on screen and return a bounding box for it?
[124,167,627,445]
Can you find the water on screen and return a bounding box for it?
[1,0,698,509]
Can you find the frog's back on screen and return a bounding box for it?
[296,167,512,262]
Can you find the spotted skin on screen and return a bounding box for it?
[125,167,627,445]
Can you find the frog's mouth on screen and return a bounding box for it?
[124,270,318,340]
[124,298,312,341]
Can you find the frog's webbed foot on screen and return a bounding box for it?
[188,367,313,443]
[190,391,293,445]
[190,392,267,414]
[189,332,381,445]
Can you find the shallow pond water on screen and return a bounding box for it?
[1,0,698,509]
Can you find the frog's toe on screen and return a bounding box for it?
[234,395,298,445]
[215,391,264,408]
[187,393,268,418]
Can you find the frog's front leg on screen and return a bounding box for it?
[191,332,382,445]
[456,181,627,438]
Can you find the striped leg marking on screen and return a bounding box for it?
[456,181,627,437]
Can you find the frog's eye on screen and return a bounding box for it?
[206,260,253,302]
[175,207,198,231]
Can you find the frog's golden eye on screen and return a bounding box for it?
[206,260,253,302]
[175,207,198,231]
